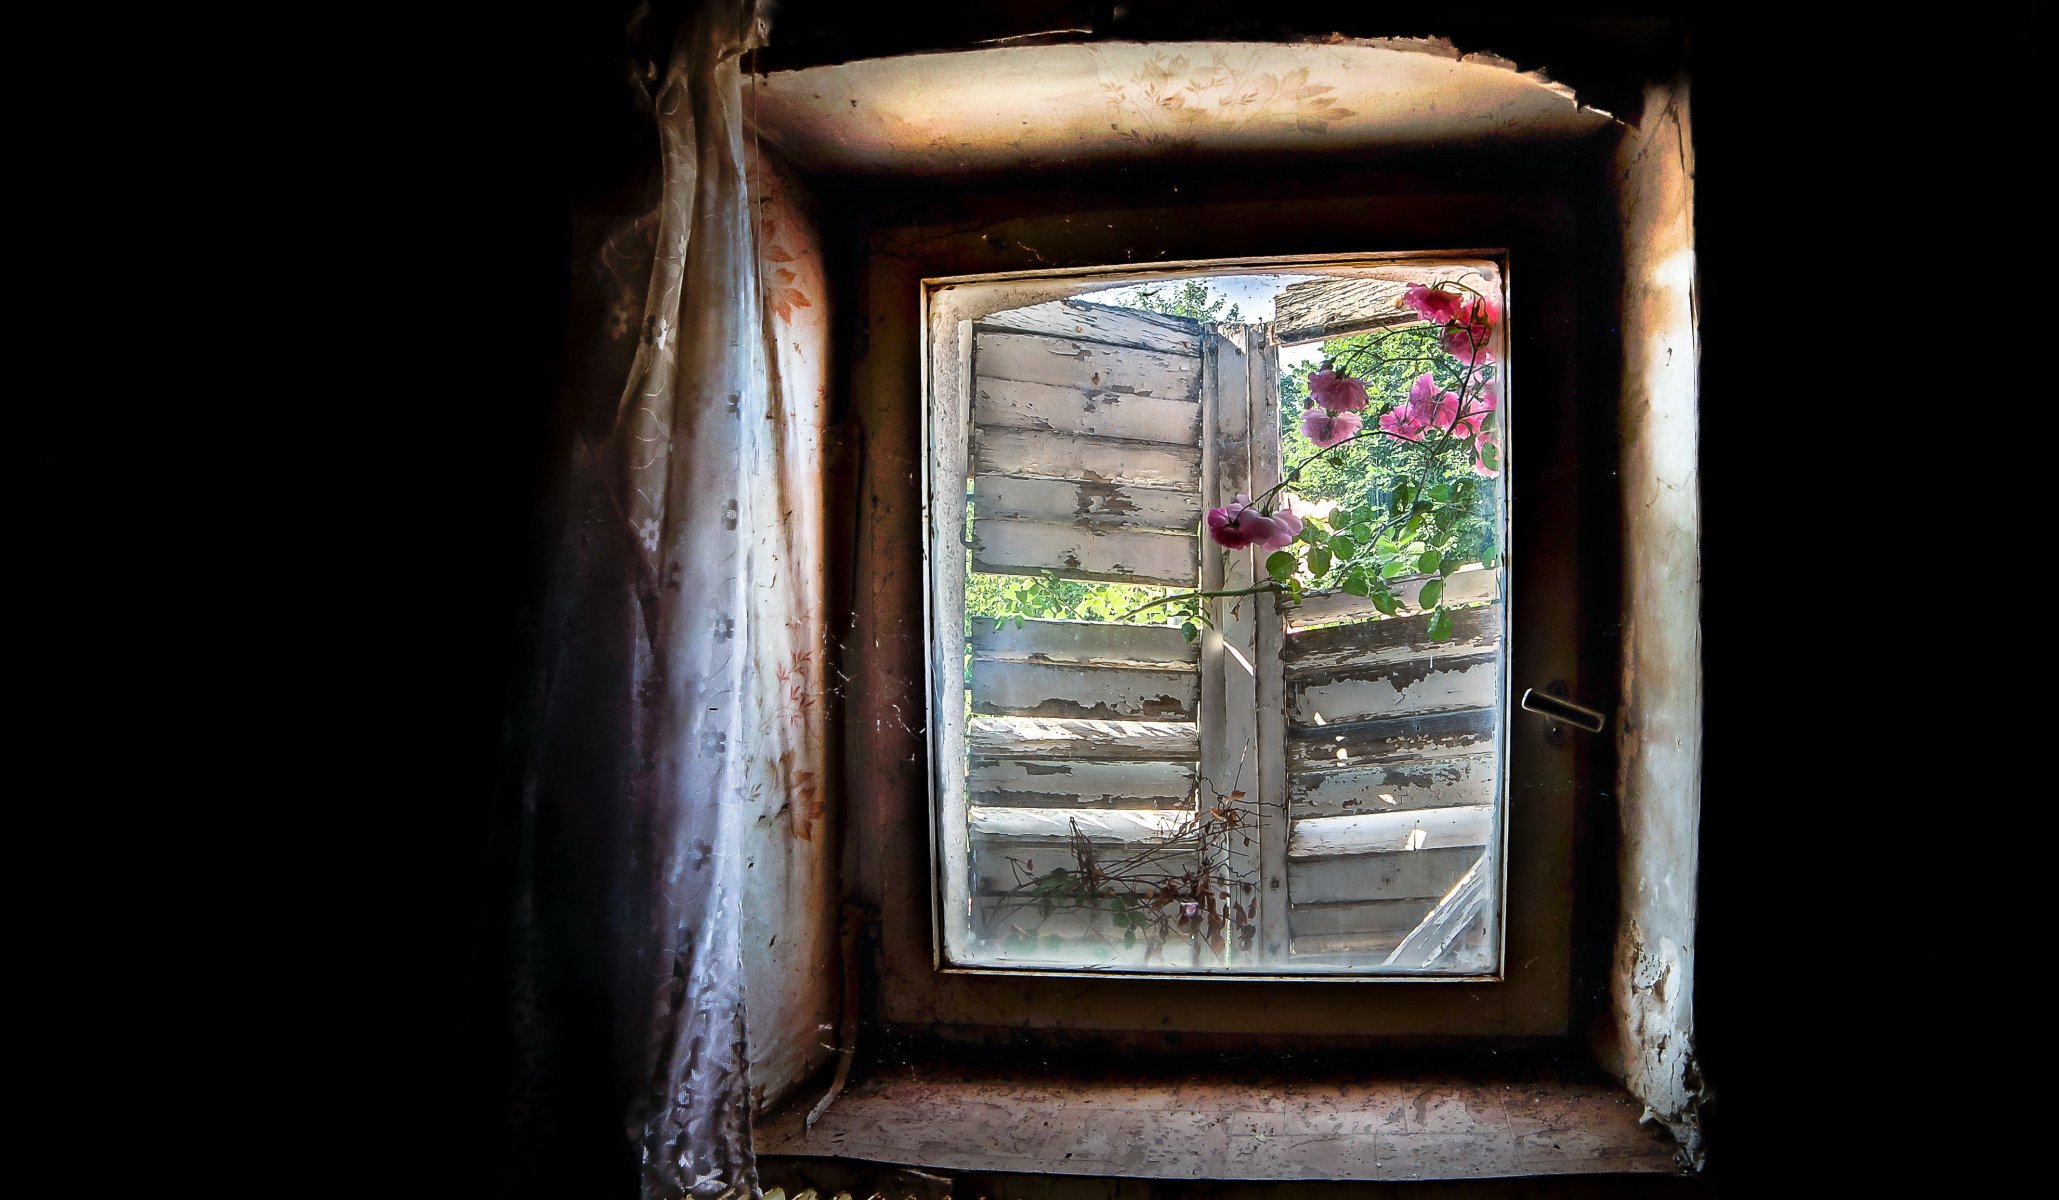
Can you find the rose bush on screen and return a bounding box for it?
[1170,281,1503,643]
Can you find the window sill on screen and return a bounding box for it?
[756,1062,1684,1182]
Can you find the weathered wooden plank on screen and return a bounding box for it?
[1272,276,1418,344]
[1287,753,1496,819]
[970,619,1199,667]
[976,299,1203,357]
[1289,651,1500,725]
[1287,844,1480,907]
[1287,806,1493,858]
[975,330,1201,399]
[973,428,1202,489]
[1244,324,1290,962]
[1282,565,1500,630]
[969,901,1170,968]
[1197,325,1269,953]
[974,377,1204,445]
[1289,931,1409,957]
[1288,708,1498,772]
[971,519,1198,587]
[972,474,1200,532]
[972,900,1220,965]
[971,836,1200,896]
[931,316,978,963]
[1384,855,1491,970]
[1288,897,1437,937]
[1283,604,1501,670]
[970,806,1194,842]
[974,902,1127,943]
[968,757,1196,808]
[970,659,1198,721]
[967,716,1199,763]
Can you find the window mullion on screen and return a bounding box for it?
[1198,324,1264,967]
[1245,322,1292,967]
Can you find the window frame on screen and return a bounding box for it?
[849,177,1604,1045]
[922,253,1516,982]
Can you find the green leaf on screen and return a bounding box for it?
[1482,548,1500,570]
[1328,535,1358,561]
[1340,569,1372,597]
[1428,481,1453,502]
[1181,620,1200,643]
[1350,523,1375,544]
[1266,550,1298,584]
[1308,546,1332,576]
[1402,514,1422,540]
[1371,590,1400,616]
[1441,555,1463,577]
[1419,578,1446,608]
[1381,558,1410,579]
[1427,607,1454,641]
[1417,549,1442,575]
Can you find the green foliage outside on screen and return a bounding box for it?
[1276,324,1501,599]
[965,572,1186,629]
[1123,278,1243,323]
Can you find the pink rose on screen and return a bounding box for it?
[1447,383,1497,440]
[1402,283,1465,324]
[1397,372,1464,435]
[1259,506,1303,552]
[1442,297,1497,364]
[1379,406,1426,442]
[1205,493,1281,549]
[1307,366,1368,412]
[1301,408,1362,449]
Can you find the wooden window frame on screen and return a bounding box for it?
[850,179,1606,1047]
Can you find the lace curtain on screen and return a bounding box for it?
[503,2,829,1195]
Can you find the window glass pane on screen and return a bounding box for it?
[934,262,1507,976]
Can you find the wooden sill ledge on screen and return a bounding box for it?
[756,1063,1683,1182]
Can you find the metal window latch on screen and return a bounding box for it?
[1521,685,1607,734]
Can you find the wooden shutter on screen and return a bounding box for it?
[951,299,1213,966]
[1264,270,1510,973]
[1275,572,1504,969]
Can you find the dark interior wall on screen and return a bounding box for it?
[417,3,2007,1194]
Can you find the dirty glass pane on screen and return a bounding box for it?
[937,262,1508,975]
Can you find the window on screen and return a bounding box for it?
[854,176,1589,1043]
[755,34,1705,1163]
[925,257,1519,979]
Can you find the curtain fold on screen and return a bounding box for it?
[504,3,817,1196]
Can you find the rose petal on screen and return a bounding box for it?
[1403,283,1465,324]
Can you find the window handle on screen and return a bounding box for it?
[1520,686,1607,734]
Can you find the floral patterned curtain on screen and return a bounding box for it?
[503,2,828,1196]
